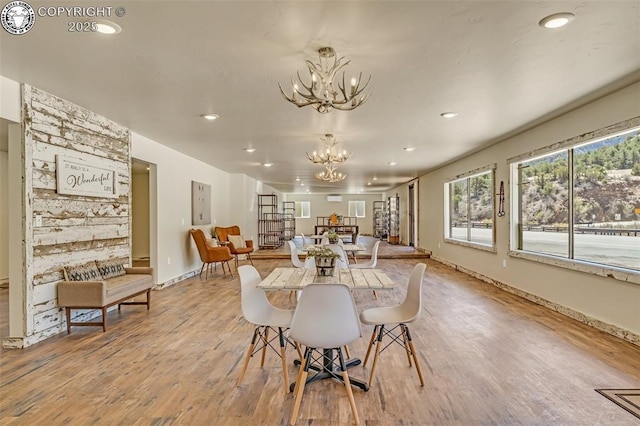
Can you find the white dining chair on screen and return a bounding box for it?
[288,240,305,268]
[236,265,302,393]
[288,240,314,299]
[289,283,362,425]
[349,240,382,298]
[359,263,427,387]
[349,241,380,270]
[325,244,349,270]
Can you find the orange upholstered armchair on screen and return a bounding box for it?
[213,226,254,267]
[190,229,234,278]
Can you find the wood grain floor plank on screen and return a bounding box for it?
[1,258,639,425]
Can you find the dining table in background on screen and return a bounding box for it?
[301,243,365,263]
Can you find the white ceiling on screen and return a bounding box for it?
[1,1,639,193]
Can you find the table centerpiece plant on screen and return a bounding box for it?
[327,228,339,244]
[306,245,342,276]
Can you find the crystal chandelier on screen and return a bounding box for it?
[306,134,351,165]
[278,46,372,114]
[316,164,346,182]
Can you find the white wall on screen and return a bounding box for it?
[0,151,8,283]
[131,132,232,285]
[0,76,20,122]
[414,81,640,337]
[228,174,282,249]
[284,193,384,235]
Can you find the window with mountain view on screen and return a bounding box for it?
[445,167,495,248]
[513,126,640,272]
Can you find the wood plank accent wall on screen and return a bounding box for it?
[21,85,131,345]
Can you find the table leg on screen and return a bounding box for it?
[291,348,369,392]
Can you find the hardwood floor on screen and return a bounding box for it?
[1,258,639,425]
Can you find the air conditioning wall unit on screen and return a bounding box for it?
[327,195,342,202]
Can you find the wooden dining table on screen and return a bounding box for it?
[258,267,395,291]
[258,267,396,392]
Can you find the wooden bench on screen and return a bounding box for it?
[57,264,154,332]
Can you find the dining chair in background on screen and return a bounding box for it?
[359,262,427,387]
[325,244,349,270]
[349,240,382,298]
[287,240,314,299]
[349,240,380,269]
[289,283,362,425]
[236,265,302,394]
[287,240,305,268]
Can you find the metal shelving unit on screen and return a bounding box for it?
[373,200,387,239]
[282,201,296,241]
[258,194,283,249]
[388,193,400,244]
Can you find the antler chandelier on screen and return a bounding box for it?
[316,164,347,182]
[278,46,372,114]
[306,134,351,165]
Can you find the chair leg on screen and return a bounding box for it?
[260,327,269,367]
[237,327,260,386]
[338,348,359,425]
[199,262,206,278]
[247,252,253,265]
[294,341,303,361]
[343,345,351,359]
[372,290,378,299]
[368,325,385,387]
[401,325,413,367]
[363,325,379,366]
[291,347,308,396]
[403,325,425,386]
[290,349,311,425]
[278,327,290,394]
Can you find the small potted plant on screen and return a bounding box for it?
[327,228,339,244]
[306,245,342,276]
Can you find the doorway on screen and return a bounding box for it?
[131,159,151,267]
[408,182,417,247]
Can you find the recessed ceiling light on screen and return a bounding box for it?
[95,20,122,34]
[300,182,304,186]
[404,147,416,152]
[263,162,273,167]
[201,114,219,121]
[539,12,574,29]
[388,161,397,166]
[440,112,458,119]
[372,177,378,181]
[244,148,255,153]
[295,177,300,181]
[367,182,371,186]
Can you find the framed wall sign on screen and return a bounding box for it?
[55,155,118,198]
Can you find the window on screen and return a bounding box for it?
[349,200,366,218]
[512,124,640,273]
[295,201,310,219]
[445,166,495,248]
